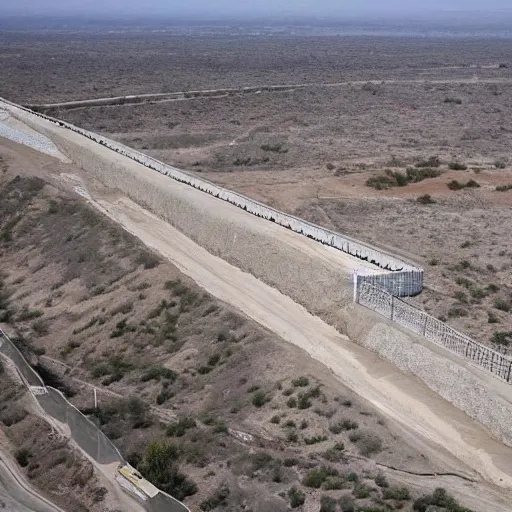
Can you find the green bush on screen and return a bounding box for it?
[353,483,372,499]
[491,331,512,346]
[320,496,337,512]
[339,496,356,512]
[304,435,328,445]
[200,486,230,511]
[413,487,472,512]
[283,458,298,467]
[15,448,30,467]
[303,469,328,488]
[417,194,436,205]
[383,487,411,500]
[137,441,197,500]
[329,419,358,434]
[166,417,197,437]
[416,156,441,168]
[287,397,297,408]
[322,476,344,490]
[494,299,510,312]
[447,180,465,191]
[270,415,280,424]
[374,473,389,488]
[288,487,305,509]
[496,184,512,192]
[406,167,442,182]
[252,390,267,408]
[351,430,383,456]
[141,366,177,383]
[448,162,468,170]
[292,376,309,387]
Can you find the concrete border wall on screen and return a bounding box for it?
[0,97,423,297]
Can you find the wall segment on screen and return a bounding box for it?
[0,97,423,297]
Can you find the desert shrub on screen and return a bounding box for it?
[417,194,436,205]
[444,97,462,104]
[487,312,499,324]
[137,441,197,500]
[447,180,465,191]
[374,473,389,487]
[287,431,298,443]
[166,417,197,437]
[287,397,297,408]
[366,170,407,190]
[297,392,312,410]
[15,448,30,467]
[326,162,335,170]
[448,162,468,170]
[491,331,512,346]
[346,471,358,482]
[329,419,358,434]
[252,390,267,407]
[283,458,298,467]
[496,184,512,192]
[351,430,383,456]
[304,435,328,445]
[207,354,220,366]
[323,446,344,462]
[456,277,473,288]
[447,307,468,318]
[300,420,308,429]
[32,319,49,336]
[453,291,468,303]
[156,389,173,405]
[339,496,356,512]
[323,476,345,489]
[320,496,337,512]
[406,167,441,182]
[140,366,177,383]
[283,388,294,396]
[292,376,309,387]
[136,251,160,269]
[415,156,441,168]
[270,415,281,424]
[197,366,212,375]
[494,160,507,169]
[494,299,510,312]
[288,487,305,509]
[353,483,372,499]
[261,143,288,153]
[110,318,136,338]
[383,487,411,500]
[284,420,296,428]
[465,179,480,188]
[303,468,330,488]
[413,487,471,512]
[17,307,43,321]
[200,486,230,511]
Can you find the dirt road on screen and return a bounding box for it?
[0,450,65,512]
[27,77,512,110]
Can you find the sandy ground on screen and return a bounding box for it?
[3,103,512,511]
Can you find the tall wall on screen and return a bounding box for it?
[0,97,423,298]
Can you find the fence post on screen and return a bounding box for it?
[390,295,394,321]
[422,315,428,336]
[352,271,358,303]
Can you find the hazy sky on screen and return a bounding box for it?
[3,0,512,17]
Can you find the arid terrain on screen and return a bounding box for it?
[4,29,509,349]
[2,21,512,512]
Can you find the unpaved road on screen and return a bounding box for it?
[27,77,512,110]
[92,195,512,512]
[0,450,65,512]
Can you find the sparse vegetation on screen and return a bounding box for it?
[413,487,473,512]
[417,194,436,205]
[288,487,306,508]
[448,161,468,170]
[496,184,512,191]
